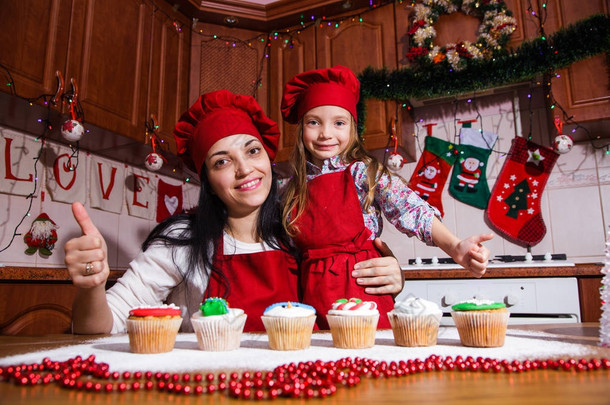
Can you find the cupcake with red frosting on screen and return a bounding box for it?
[191,297,247,351]
[326,298,379,349]
[126,304,182,353]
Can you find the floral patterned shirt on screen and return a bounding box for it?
[306,156,437,246]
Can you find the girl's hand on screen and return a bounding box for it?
[452,233,494,278]
[352,238,404,295]
[64,202,110,289]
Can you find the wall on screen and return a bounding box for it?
[0,128,200,270]
[380,89,609,265]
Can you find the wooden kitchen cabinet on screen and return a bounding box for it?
[0,0,189,149]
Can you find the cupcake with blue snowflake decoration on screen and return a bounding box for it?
[261,302,316,350]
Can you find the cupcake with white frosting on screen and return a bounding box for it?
[326,298,379,349]
[190,297,247,351]
[261,302,316,350]
[451,299,509,347]
[388,296,442,347]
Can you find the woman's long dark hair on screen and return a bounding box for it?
[141,168,296,293]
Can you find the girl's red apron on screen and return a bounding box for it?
[205,237,299,332]
[291,166,394,329]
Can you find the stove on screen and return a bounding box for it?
[398,255,580,325]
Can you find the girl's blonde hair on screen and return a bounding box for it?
[281,116,392,237]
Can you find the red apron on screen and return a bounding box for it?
[291,166,394,329]
[205,237,299,332]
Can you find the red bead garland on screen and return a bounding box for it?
[0,355,608,400]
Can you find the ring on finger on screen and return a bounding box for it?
[85,262,94,275]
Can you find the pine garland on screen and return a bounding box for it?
[356,13,609,126]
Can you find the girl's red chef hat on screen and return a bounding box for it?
[280,65,360,125]
[173,89,280,176]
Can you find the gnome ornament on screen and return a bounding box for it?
[61,119,85,142]
[24,213,59,256]
[145,152,163,171]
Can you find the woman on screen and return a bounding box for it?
[65,90,404,334]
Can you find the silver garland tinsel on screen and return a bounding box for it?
[600,227,610,347]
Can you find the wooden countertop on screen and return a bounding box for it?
[1,263,603,282]
[402,262,602,279]
[0,324,609,404]
[0,266,125,282]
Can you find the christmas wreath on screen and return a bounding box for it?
[407,0,517,71]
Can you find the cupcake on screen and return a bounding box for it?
[126,304,182,353]
[190,297,247,351]
[261,302,316,350]
[451,299,510,347]
[326,298,379,349]
[388,297,442,347]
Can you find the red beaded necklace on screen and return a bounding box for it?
[1,354,608,399]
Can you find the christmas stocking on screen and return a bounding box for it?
[408,135,458,217]
[449,127,498,209]
[485,136,558,246]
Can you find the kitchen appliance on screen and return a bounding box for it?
[398,256,580,325]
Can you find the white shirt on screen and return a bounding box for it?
[107,229,274,333]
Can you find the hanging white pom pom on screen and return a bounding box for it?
[553,134,573,154]
[61,119,85,142]
[386,152,405,172]
[145,152,163,171]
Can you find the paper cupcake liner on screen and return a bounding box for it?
[191,314,247,351]
[326,314,379,349]
[451,309,509,347]
[388,313,441,347]
[261,315,316,350]
[126,316,182,354]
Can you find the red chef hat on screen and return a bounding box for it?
[173,90,280,176]
[281,65,360,124]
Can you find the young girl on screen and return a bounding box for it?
[280,65,493,329]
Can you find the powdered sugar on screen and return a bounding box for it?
[2,327,608,374]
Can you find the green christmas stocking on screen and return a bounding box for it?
[485,136,558,247]
[449,127,498,209]
[408,135,458,217]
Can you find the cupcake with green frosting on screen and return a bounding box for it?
[451,299,509,347]
[190,297,246,351]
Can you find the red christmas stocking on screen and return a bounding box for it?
[485,137,558,246]
[408,135,458,217]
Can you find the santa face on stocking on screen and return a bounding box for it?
[455,157,482,192]
[486,137,559,246]
[413,164,441,201]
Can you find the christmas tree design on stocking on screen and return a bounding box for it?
[408,135,458,217]
[486,136,558,246]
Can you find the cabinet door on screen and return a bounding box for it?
[315,4,398,151]
[64,0,149,140]
[544,0,609,123]
[268,28,317,163]
[0,0,71,104]
[144,0,190,153]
